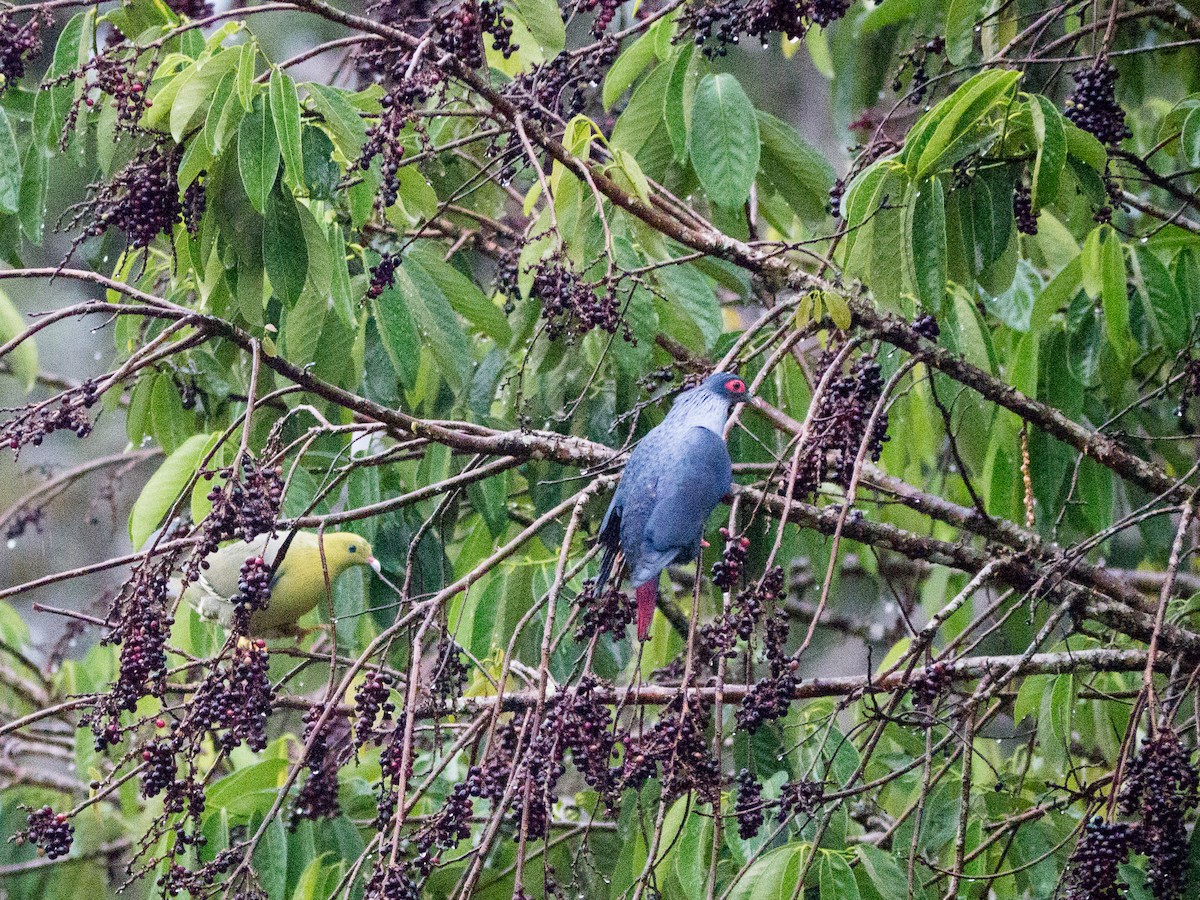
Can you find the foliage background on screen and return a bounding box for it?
[1,0,1200,898]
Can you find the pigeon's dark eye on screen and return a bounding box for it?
[348,545,357,553]
[727,379,746,394]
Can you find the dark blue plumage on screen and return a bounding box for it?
[595,372,749,639]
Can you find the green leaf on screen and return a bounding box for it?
[820,852,861,900]
[129,432,217,549]
[262,186,308,306]
[409,245,511,344]
[33,11,88,149]
[1097,227,1131,360]
[945,0,980,64]
[305,82,368,159]
[603,30,657,111]
[0,287,37,390]
[856,845,920,900]
[659,263,722,350]
[912,69,1021,180]
[728,844,804,900]
[1132,247,1187,352]
[513,0,565,57]
[169,48,240,141]
[397,257,472,392]
[0,107,21,214]
[689,73,760,209]
[238,40,257,110]
[756,110,835,225]
[984,258,1042,332]
[1029,94,1066,211]
[269,68,305,188]
[238,94,279,214]
[18,144,47,245]
[664,43,697,161]
[371,277,420,389]
[904,176,947,313]
[1182,105,1200,167]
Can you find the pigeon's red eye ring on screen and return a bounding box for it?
[728,379,746,394]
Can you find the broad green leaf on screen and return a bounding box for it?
[238,40,258,110]
[202,69,238,155]
[305,82,368,158]
[610,60,674,178]
[262,187,308,306]
[398,256,472,392]
[904,176,947,313]
[856,845,921,900]
[269,68,305,188]
[728,844,804,900]
[18,144,47,245]
[757,110,835,225]
[238,95,280,214]
[129,432,218,549]
[371,278,420,388]
[32,11,88,149]
[1029,94,1066,210]
[1172,247,1200,319]
[945,0,980,64]
[513,0,565,57]
[168,48,240,141]
[603,30,657,111]
[689,73,760,208]
[913,69,1021,180]
[409,245,512,344]
[659,263,722,350]
[664,43,698,161]
[0,288,37,390]
[1183,105,1200,167]
[820,852,861,900]
[1132,247,1187,351]
[1097,227,1131,359]
[0,107,21,214]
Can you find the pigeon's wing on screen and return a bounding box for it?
[594,490,623,592]
[636,426,732,582]
[182,534,288,625]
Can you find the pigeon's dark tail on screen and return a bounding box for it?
[594,541,619,595]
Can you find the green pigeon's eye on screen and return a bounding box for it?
[348,545,357,553]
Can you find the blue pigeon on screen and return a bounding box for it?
[594,372,750,640]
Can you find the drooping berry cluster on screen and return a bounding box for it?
[575,580,636,640]
[702,564,784,659]
[777,778,823,821]
[912,313,940,341]
[558,676,617,797]
[364,859,423,900]
[1118,729,1199,900]
[479,0,519,57]
[909,660,953,715]
[188,457,285,579]
[683,0,851,57]
[581,0,621,35]
[736,664,799,731]
[712,529,751,590]
[510,722,567,839]
[368,252,400,299]
[232,555,272,633]
[734,769,765,839]
[470,722,519,806]
[20,807,74,860]
[1013,180,1037,235]
[140,735,180,798]
[1062,818,1131,900]
[291,704,347,823]
[1,380,99,455]
[432,638,468,706]
[891,36,945,106]
[166,0,215,19]
[193,640,274,752]
[531,253,620,340]
[157,848,242,897]
[620,696,719,804]
[0,11,44,89]
[104,559,174,715]
[413,779,474,871]
[502,37,618,124]
[788,356,889,498]
[434,1,484,71]
[183,176,206,235]
[353,669,396,749]
[70,142,184,251]
[67,51,154,137]
[1065,60,1130,146]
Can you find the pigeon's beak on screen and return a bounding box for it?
[367,556,382,574]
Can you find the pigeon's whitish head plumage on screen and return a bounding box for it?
[667,371,750,434]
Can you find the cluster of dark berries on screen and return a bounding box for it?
[763,608,792,673]
[1062,818,1131,900]
[190,457,285,574]
[21,807,74,860]
[140,735,180,798]
[479,0,519,57]
[354,0,431,84]
[414,779,474,872]
[683,0,850,58]
[909,659,953,714]
[510,720,567,839]
[183,176,206,235]
[469,722,519,806]
[1013,180,1037,235]
[575,580,636,640]
[368,252,400,299]
[777,778,823,821]
[700,565,784,661]
[432,638,468,705]
[364,860,423,900]
[435,1,484,70]
[0,11,44,89]
[2,380,99,455]
[734,769,765,839]
[736,667,798,731]
[1065,59,1130,146]
[193,640,274,752]
[912,313,940,341]
[531,254,620,340]
[502,37,618,124]
[494,247,520,306]
[232,555,272,632]
[353,669,396,749]
[712,529,751,590]
[789,356,889,497]
[166,0,215,18]
[892,36,945,106]
[157,848,241,897]
[620,696,719,804]
[70,143,183,251]
[67,52,154,137]
[1118,729,1199,900]
[557,676,617,798]
[103,560,174,717]
[828,177,846,217]
[581,0,621,35]
[291,704,347,823]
